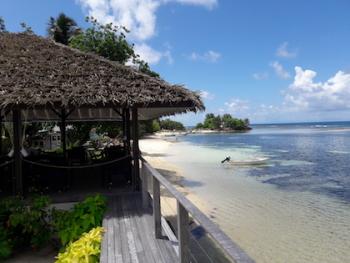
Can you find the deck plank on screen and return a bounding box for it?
[100,192,178,263]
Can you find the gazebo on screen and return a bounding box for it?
[0,33,204,196]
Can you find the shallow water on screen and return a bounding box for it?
[161,123,350,263]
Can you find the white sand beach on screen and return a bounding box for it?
[140,136,209,217]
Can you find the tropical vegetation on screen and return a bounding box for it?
[196,113,250,131]
[0,194,106,261]
[55,227,104,263]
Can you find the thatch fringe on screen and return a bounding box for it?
[0,33,204,115]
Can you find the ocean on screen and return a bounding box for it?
[161,122,350,263]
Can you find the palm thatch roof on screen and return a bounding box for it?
[0,33,204,121]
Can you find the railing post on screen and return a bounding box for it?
[152,176,162,239]
[141,161,149,209]
[177,201,190,263]
[131,108,140,191]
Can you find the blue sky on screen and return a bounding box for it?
[2,0,350,125]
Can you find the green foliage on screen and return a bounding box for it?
[67,122,123,146]
[196,113,250,131]
[69,16,159,77]
[55,227,103,263]
[48,13,80,45]
[203,113,221,130]
[0,195,52,259]
[152,120,161,132]
[0,226,12,260]
[195,123,204,129]
[70,17,134,64]
[159,119,185,131]
[53,195,107,246]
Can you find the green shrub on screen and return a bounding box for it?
[0,195,52,258]
[53,195,107,246]
[0,226,12,260]
[55,227,104,263]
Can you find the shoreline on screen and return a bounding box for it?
[140,137,209,215]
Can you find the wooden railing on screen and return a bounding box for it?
[140,157,255,263]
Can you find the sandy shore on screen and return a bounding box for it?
[139,136,208,218]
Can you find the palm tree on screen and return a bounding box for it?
[47,13,79,45]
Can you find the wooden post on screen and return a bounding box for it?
[141,161,149,208]
[153,176,162,238]
[12,109,23,196]
[122,108,127,152]
[0,111,3,156]
[125,109,131,152]
[60,109,67,162]
[177,201,190,263]
[131,108,140,191]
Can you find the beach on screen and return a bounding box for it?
[139,130,350,263]
[140,136,209,218]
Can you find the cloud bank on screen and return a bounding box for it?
[285,66,350,111]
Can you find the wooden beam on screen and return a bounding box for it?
[12,109,23,195]
[177,201,190,263]
[132,108,140,190]
[153,177,162,238]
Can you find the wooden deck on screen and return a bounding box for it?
[100,192,178,263]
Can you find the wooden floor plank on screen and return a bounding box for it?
[112,196,123,262]
[116,195,132,263]
[131,194,158,263]
[100,193,179,263]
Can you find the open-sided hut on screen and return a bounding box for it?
[0,33,255,263]
[0,32,204,195]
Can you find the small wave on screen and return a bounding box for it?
[275,149,289,153]
[328,150,350,154]
[278,160,314,166]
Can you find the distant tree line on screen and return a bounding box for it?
[141,119,185,134]
[196,113,250,131]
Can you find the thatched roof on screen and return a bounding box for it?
[0,33,204,121]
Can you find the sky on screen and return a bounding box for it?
[1,0,350,125]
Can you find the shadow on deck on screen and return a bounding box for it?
[101,192,178,263]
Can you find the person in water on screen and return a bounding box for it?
[221,156,231,163]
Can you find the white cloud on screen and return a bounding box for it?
[134,43,173,65]
[189,50,221,63]
[199,90,215,100]
[212,67,350,124]
[284,66,350,111]
[224,99,250,115]
[78,0,217,41]
[276,42,297,58]
[134,43,162,64]
[253,72,269,80]
[270,61,290,79]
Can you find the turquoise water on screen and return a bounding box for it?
[161,122,350,263]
